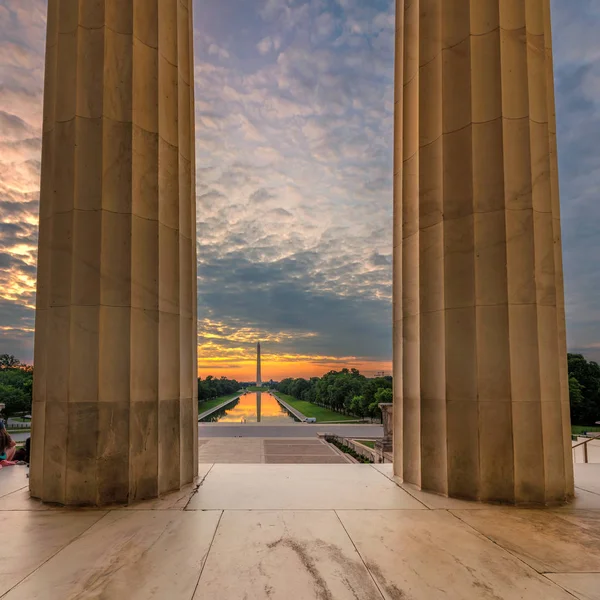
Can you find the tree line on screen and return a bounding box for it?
[197,376,241,402]
[0,361,245,416]
[568,353,600,425]
[0,355,33,419]
[2,352,599,427]
[275,368,393,419]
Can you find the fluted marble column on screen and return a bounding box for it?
[30,0,198,505]
[393,0,574,504]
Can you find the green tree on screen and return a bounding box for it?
[0,358,33,418]
[277,378,294,395]
[368,402,381,419]
[371,388,393,420]
[0,383,29,419]
[197,376,240,402]
[275,369,393,419]
[0,354,20,370]
[350,395,365,417]
[374,388,393,404]
[568,353,600,425]
[290,378,310,399]
[569,376,584,420]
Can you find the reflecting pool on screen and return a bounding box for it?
[201,392,298,423]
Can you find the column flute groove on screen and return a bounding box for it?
[418,0,446,495]
[392,0,405,477]
[400,0,421,488]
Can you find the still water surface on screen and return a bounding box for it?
[202,392,297,423]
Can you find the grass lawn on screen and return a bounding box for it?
[572,425,600,435]
[198,393,240,414]
[276,394,357,422]
[246,386,269,392]
[11,417,31,422]
[355,440,375,449]
[8,428,30,434]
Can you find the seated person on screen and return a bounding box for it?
[13,437,30,464]
[0,421,17,464]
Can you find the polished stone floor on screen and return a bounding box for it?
[0,463,599,599]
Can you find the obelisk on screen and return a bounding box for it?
[256,342,262,387]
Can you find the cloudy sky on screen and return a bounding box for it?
[0,1,599,381]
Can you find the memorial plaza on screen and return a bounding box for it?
[0,0,599,598]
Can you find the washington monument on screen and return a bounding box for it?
[256,342,262,386]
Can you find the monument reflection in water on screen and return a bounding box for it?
[202,392,298,423]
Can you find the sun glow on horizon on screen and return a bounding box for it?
[198,352,392,381]
[197,318,391,379]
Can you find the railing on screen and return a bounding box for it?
[572,434,600,464]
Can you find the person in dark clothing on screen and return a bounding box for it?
[13,437,30,464]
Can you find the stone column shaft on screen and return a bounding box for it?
[30,0,198,505]
[393,0,574,504]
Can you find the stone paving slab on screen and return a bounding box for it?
[264,455,349,464]
[0,510,107,597]
[198,423,384,438]
[0,465,28,499]
[1,463,599,599]
[452,508,600,573]
[545,573,600,600]
[197,438,264,464]
[574,464,600,496]
[338,509,575,600]
[264,441,341,455]
[3,511,221,600]
[193,510,381,599]
[197,437,350,464]
[186,464,426,510]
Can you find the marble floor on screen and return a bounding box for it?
[0,463,599,599]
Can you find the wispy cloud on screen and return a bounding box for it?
[194,0,394,377]
[0,0,45,360]
[0,0,599,378]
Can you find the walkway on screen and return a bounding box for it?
[271,393,307,421]
[197,438,351,464]
[197,396,240,421]
[198,423,384,438]
[0,464,599,598]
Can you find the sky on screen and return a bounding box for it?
[0,1,599,382]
